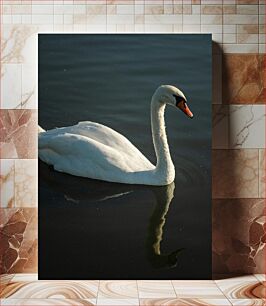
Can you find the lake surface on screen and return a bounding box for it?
[38,34,212,279]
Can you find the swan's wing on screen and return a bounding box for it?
[40,121,154,168]
[39,132,155,182]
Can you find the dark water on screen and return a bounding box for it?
[38,34,212,280]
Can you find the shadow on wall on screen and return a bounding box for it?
[211,42,266,278]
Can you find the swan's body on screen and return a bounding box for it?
[38,85,193,186]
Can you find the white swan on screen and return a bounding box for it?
[38,85,193,186]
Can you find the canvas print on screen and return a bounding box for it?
[38,34,212,280]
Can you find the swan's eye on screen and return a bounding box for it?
[173,94,185,106]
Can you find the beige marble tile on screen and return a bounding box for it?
[21,63,36,109]
[202,0,223,3]
[222,43,258,53]
[73,4,86,14]
[144,5,163,15]
[201,24,223,33]
[182,5,192,15]
[164,4,174,15]
[11,274,38,283]
[0,299,96,305]
[1,25,37,65]
[135,4,144,15]
[237,25,259,34]
[201,15,223,24]
[201,5,223,14]
[182,24,201,32]
[1,281,99,299]
[107,14,133,24]
[212,149,259,198]
[0,159,15,208]
[237,33,259,44]
[1,64,22,109]
[116,4,134,15]
[223,4,237,14]
[144,14,182,24]
[87,4,106,15]
[96,299,139,305]
[223,33,237,43]
[183,14,200,24]
[254,275,266,283]
[236,0,259,4]
[139,298,232,305]
[224,13,258,25]
[173,5,182,14]
[14,159,37,207]
[223,25,237,33]
[229,105,265,149]
[172,280,225,298]
[32,15,54,25]
[98,281,138,299]
[73,14,87,24]
[138,281,176,298]
[259,149,265,198]
[192,5,200,14]
[144,24,174,32]
[107,0,134,4]
[237,4,259,14]
[32,4,53,15]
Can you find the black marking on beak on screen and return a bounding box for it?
[173,94,186,106]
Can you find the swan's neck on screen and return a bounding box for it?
[151,96,175,183]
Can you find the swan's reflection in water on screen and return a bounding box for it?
[146,183,183,269]
[39,160,183,273]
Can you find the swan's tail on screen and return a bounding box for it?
[38,125,45,133]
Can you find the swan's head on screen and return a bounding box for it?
[154,85,193,119]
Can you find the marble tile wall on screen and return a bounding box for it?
[0,0,265,277]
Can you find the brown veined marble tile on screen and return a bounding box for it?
[98,281,138,299]
[0,208,37,274]
[201,5,223,15]
[223,5,236,14]
[222,55,264,104]
[0,110,37,159]
[212,149,259,198]
[139,298,231,305]
[215,276,265,299]
[0,280,99,299]
[0,299,96,305]
[236,0,259,4]
[0,274,14,295]
[229,299,266,305]
[212,199,266,274]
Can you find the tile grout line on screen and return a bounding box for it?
[170,279,178,299]
[135,279,140,306]
[213,278,232,304]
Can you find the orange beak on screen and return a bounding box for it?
[177,101,193,119]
